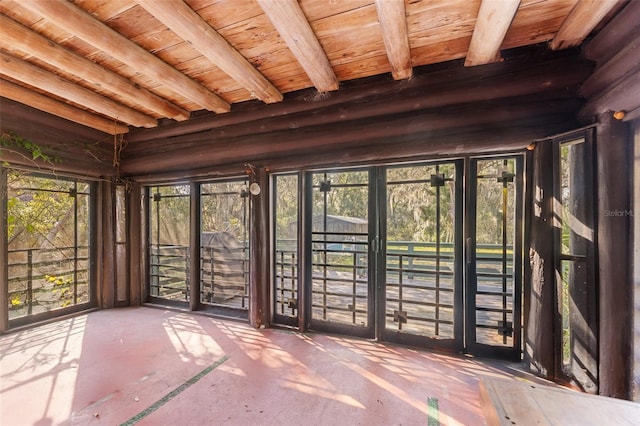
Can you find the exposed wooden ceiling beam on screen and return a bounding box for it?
[136,0,283,104]
[550,0,621,50]
[0,51,156,128]
[465,0,521,67]
[17,0,230,113]
[0,15,190,122]
[374,0,412,80]
[1,79,129,135]
[256,0,338,92]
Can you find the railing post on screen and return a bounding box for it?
[27,249,33,315]
[408,242,414,279]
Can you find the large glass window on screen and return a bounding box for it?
[6,170,93,322]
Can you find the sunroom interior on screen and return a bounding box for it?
[1,0,639,424]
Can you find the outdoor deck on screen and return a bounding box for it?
[1,306,541,426]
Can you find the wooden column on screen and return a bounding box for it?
[633,121,640,402]
[0,167,8,333]
[524,141,556,379]
[249,168,270,328]
[189,182,201,311]
[596,112,633,399]
[128,181,143,306]
[98,179,116,308]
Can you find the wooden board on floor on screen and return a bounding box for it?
[479,378,640,425]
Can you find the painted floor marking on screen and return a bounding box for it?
[121,354,229,426]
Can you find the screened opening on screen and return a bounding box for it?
[385,162,458,339]
[6,169,93,322]
[200,179,250,311]
[473,158,519,348]
[148,184,190,304]
[272,173,299,323]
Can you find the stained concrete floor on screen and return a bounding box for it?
[1,307,532,426]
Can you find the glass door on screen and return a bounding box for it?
[306,169,374,337]
[380,161,463,350]
[466,156,524,359]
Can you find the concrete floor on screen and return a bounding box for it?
[1,307,532,426]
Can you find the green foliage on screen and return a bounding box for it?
[47,274,75,308]
[7,171,84,248]
[1,131,60,164]
[10,293,22,307]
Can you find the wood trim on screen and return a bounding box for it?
[596,111,633,399]
[581,30,640,98]
[0,52,155,128]
[465,0,521,67]
[1,79,129,135]
[550,0,621,50]
[249,168,270,327]
[375,0,412,80]
[583,0,640,63]
[580,64,640,121]
[18,0,230,113]
[0,167,8,333]
[257,0,338,92]
[0,15,189,122]
[127,182,143,306]
[136,0,282,104]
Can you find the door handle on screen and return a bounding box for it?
[466,238,474,264]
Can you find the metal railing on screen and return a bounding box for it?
[7,246,90,317]
[149,243,250,309]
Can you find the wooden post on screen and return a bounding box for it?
[189,182,200,311]
[524,141,556,379]
[99,180,116,308]
[0,167,8,333]
[128,181,142,306]
[596,111,632,399]
[249,167,270,328]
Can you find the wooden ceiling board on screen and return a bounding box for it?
[332,54,392,82]
[503,0,579,48]
[406,0,479,50]
[299,0,374,22]
[0,0,620,135]
[410,36,471,67]
[189,0,266,30]
[71,0,137,21]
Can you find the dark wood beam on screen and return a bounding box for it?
[596,112,633,399]
[122,96,582,175]
[580,65,640,121]
[249,167,270,328]
[127,49,592,142]
[580,31,640,98]
[583,0,640,64]
[0,98,114,176]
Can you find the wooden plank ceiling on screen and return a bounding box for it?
[0,0,622,136]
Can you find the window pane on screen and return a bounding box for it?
[273,174,299,320]
[200,179,250,310]
[149,184,190,302]
[7,171,92,318]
